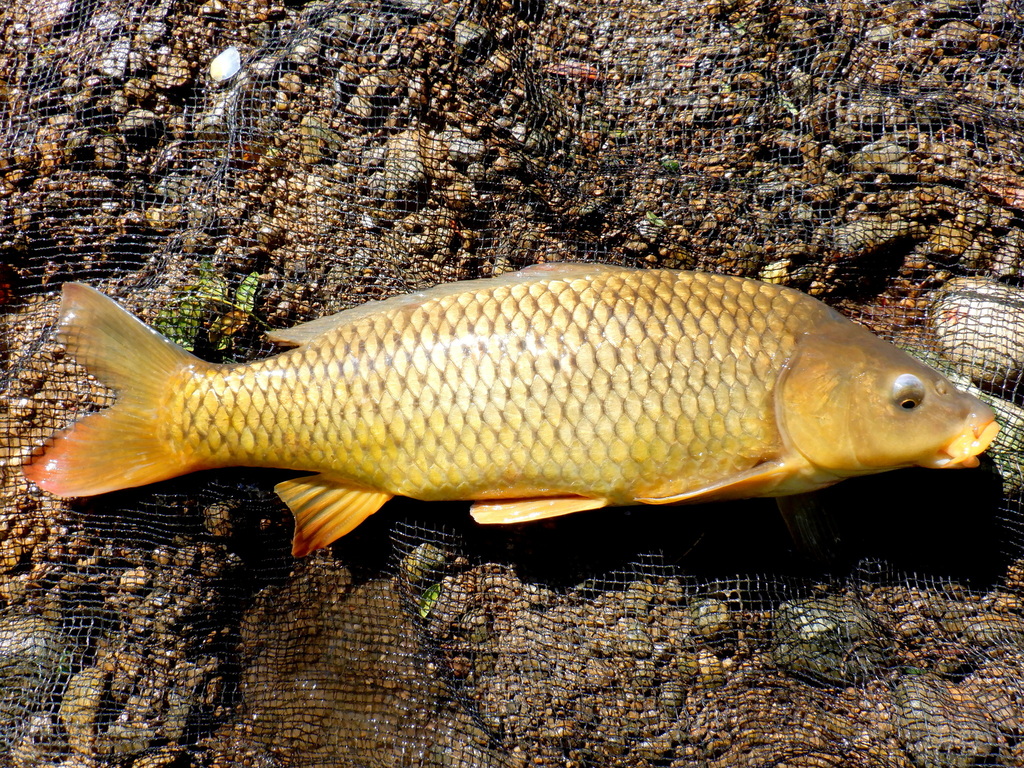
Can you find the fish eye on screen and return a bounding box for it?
[892,373,926,410]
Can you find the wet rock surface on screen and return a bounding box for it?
[895,673,1004,768]
[931,277,1024,395]
[771,595,895,686]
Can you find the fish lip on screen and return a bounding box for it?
[921,418,1000,469]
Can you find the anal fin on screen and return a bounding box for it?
[275,474,392,557]
[470,496,607,525]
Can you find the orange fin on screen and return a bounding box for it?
[24,283,200,497]
[470,496,608,525]
[636,460,793,505]
[276,474,392,557]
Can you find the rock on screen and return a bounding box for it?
[895,674,1002,768]
[623,581,657,614]
[759,258,791,284]
[288,35,321,66]
[689,598,730,640]
[299,115,343,164]
[934,21,979,53]
[120,109,163,137]
[399,542,447,585]
[850,141,913,175]
[453,21,490,60]
[831,216,920,255]
[97,38,131,80]
[23,0,75,34]
[152,48,192,90]
[694,650,725,689]
[443,130,486,165]
[209,46,241,82]
[0,614,61,749]
[60,667,109,754]
[618,618,653,658]
[377,129,427,212]
[959,613,1024,647]
[930,277,1024,389]
[772,595,894,685]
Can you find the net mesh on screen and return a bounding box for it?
[2,0,1024,765]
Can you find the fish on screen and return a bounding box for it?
[24,263,1000,557]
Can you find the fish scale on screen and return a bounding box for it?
[171,269,807,504]
[25,263,1000,557]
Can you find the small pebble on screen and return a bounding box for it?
[209,46,241,82]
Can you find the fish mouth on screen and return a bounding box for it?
[922,419,1000,469]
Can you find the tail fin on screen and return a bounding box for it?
[24,283,201,497]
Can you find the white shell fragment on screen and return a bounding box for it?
[930,276,1024,389]
[209,46,241,82]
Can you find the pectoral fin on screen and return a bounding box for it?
[776,492,845,564]
[471,496,608,525]
[275,474,392,557]
[636,460,792,505]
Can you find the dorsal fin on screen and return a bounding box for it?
[513,262,629,279]
[265,262,631,348]
[266,292,430,347]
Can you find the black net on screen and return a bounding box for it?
[3,0,1024,765]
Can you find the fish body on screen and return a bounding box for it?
[25,264,999,556]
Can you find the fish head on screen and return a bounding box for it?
[777,313,999,476]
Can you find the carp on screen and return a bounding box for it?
[25,264,999,556]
